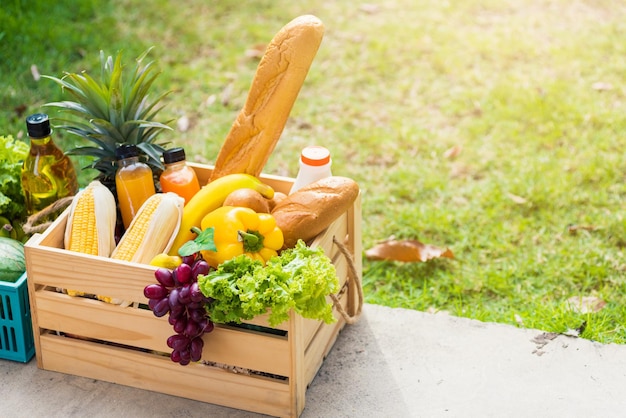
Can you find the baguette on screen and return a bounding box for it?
[210,15,325,181]
[271,176,359,249]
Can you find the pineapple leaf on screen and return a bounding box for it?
[128,65,160,116]
[91,160,116,176]
[109,54,124,124]
[138,122,175,145]
[135,46,155,62]
[40,75,84,101]
[69,73,110,119]
[65,146,114,158]
[137,142,168,169]
[123,48,159,120]
[89,118,125,142]
[144,101,172,124]
[75,132,118,154]
[44,48,172,181]
[44,100,91,114]
[52,117,119,146]
[142,91,172,119]
[127,61,151,95]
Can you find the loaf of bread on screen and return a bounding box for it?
[210,15,325,181]
[271,176,359,248]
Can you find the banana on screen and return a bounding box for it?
[168,173,274,255]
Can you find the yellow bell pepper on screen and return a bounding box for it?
[200,206,284,268]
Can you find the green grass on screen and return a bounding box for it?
[3,0,626,343]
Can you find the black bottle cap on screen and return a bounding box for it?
[115,144,139,160]
[26,113,51,138]
[163,147,186,164]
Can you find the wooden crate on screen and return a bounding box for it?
[23,165,362,418]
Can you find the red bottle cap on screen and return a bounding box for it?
[301,146,331,166]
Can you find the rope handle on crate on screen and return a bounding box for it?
[330,236,364,325]
[22,196,74,235]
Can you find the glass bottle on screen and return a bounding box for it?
[115,144,155,229]
[289,145,332,194]
[21,113,78,215]
[159,147,200,205]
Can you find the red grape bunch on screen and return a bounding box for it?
[144,254,214,365]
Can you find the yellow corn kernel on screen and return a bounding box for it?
[64,180,116,257]
[68,188,97,253]
[95,295,126,305]
[111,192,184,264]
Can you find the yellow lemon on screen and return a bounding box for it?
[149,253,183,269]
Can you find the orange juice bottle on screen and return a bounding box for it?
[159,147,200,205]
[115,144,155,229]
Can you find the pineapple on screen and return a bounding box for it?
[43,48,173,190]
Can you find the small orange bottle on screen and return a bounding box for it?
[115,144,156,229]
[159,147,200,205]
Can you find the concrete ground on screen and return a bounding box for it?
[2,303,626,417]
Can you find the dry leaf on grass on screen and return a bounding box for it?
[221,82,234,106]
[507,193,527,204]
[567,296,606,313]
[245,43,267,59]
[31,64,40,81]
[592,81,612,91]
[14,104,27,118]
[443,144,463,160]
[177,115,191,132]
[563,320,587,338]
[359,4,380,14]
[365,238,454,262]
[567,224,599,235]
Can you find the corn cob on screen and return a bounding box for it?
[64,180,116,255]
[111,192,184,264]
[63,180,116,297]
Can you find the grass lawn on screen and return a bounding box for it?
[2,0,626,343]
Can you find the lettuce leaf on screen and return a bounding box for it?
[0,135,28,220]
[266,241,339,324]
[197,240,340,327]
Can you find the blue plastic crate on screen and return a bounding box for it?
[0,272,35,362]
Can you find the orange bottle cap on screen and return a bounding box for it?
[301,146,331,166]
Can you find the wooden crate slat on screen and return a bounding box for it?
[34,288,163,346]
[39,333,293,417]
[202,325,291,377]
[241,311,290,331]
[34,288,292,376]
[304,290,349,386]
[26,240,154,302]
[309,212,348,255]
[346,193,363,318]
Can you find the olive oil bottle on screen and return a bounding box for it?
[21,113,78,215]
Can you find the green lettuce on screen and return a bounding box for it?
[0,135,28,220]
[197,240,340,327]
